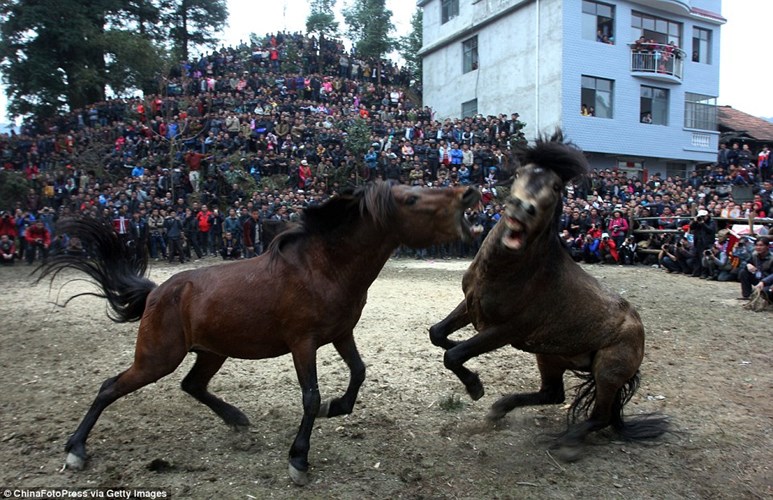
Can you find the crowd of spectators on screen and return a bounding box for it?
[0,30,771,301]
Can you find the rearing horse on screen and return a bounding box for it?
[39,181,480,485]
[429,133,668,458]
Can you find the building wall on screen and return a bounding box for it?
[420,0,723,170]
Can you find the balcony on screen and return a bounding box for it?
[629,42,685,83]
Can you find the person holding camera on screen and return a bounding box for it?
[689,209,717,278]
[738,236,773,301]
[24,220,50,265]
[607,209,629,250]
[701,230,734,281]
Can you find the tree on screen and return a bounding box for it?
[163,0,228,62]
[0,0,113,119]
[398,8,422,85]
[342,0,394,83]
[306,0,338,72]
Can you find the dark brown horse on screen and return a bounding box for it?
[429,132,668,458]
[39,181,480,485]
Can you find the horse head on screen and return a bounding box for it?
[389,183,481,249]
[501,131,589,252]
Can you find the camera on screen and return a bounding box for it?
[704,250,712,256]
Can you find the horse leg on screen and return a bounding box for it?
[181,351,250,429]
[429,300,470,349]
[287,344,321,486]
[488,354,567,421]
[318,333,365,418]
[443,327,510,401]
[553,344,640,460]
[65,344,187,469]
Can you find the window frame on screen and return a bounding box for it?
[582,1,615,44]
[462,36,479,74]
[631,11,681,48]
[581,75,614,119]
[461,99,478,118]
[691,27,711,64]
[441,0,459,24]
[684,93,717,131]
[640,85,670,126]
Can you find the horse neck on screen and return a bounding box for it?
[317,222,399,292]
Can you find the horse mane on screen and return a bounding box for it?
[516,130,590,184]
[268,181,397,262]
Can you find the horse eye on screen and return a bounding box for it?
[554,183,562,192]
[405,195,419,205]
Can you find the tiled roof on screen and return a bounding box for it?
[717,106,773,142]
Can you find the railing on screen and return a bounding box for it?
[629,43,685,81]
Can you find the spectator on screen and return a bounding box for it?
[689,209,717,278]
[25,220,50,265]
[220,231,242,260]
[242,209,263,258]
[737,236,773,301]
[0,234,16,265]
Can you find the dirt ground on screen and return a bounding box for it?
[0,256,771,499]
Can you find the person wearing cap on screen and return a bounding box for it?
[689,208,717,278]
[607,208,629,250]
[598,232,619,264]
[298,159,313,190]
[737,236,773,301]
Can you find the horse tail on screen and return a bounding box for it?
[569,371,670,440]
[36,217,156,323]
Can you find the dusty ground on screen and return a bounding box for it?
[0,257,771,499]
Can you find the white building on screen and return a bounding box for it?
[418,0,725,178]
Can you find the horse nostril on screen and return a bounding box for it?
[524,202,536,216]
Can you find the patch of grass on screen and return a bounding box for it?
[438,394,466,412]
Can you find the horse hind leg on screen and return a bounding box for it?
[318,333,365,418]
[488,354,566,421]
[65,347,186,470]
[181,351,249,429]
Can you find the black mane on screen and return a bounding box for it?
[516,130,590,184]
[268,181,397,261]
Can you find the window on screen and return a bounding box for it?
[441,0,459,24]
[692,27,711,63]
[461,99,478,118]
[684,93,717,130]
[582,1,614,44]
[581,76,613,119]
[632,12,681,48]
[462,36,478,73]
[640,86,669,125]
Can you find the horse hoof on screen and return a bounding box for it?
[317,400,330,418]
[65,452,86,470]
[466,382,484,401]
[288,463,310,486]
[551,445,583,463]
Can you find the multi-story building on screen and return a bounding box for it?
[418,0,725,178]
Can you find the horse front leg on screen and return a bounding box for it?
[429,300,470,349]
[288,344,321,486]
[318,333,365,418]
[444,326,510,401]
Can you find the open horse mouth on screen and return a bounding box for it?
[502,216,526,250]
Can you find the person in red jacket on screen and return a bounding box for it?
[599,232,620,264]
[25,220,50,265]
[0,211,17,239]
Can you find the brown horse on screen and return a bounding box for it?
[38,181,480,485]
[429,132,668,458]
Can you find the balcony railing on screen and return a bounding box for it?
[629,42,685,82]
